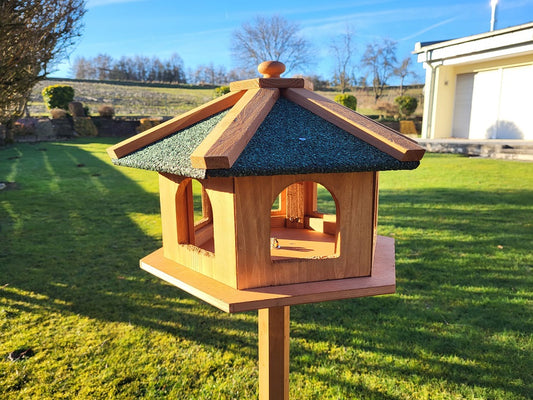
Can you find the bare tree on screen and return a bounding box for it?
[226,67,256,82]
[166,53,186,84]
[330,27,356,93]
[231,15,312,75]
[0,0,86,126]
[190,63,228,85]
[94,54,113,80]
[72,56,96,79]
[394,56,418,95]
[361,39,398,102]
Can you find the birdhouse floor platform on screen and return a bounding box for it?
[270,227,337,261]
[140,235,395,313]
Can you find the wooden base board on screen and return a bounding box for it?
[140,235,395,313]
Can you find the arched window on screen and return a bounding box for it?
[270,181,339,261]
[176,179,214,253]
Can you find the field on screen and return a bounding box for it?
[27,79,423,118]
[1,139,532,399]
[28,80,216,118]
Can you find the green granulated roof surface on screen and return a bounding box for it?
[113,97,419,178]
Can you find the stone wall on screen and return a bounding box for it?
[6,116,141,142]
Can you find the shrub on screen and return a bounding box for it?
[334,94,357,111]
[73,117,98,137]
[137,117,162,133]
[50,108,68,119]
[42,85,75,110]
[214,86,230,97]
[98,105,115,118]
[394,95,418,118]
[68,101,85,117]
[376,101,396,118]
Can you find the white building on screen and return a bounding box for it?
[414,22,533,140]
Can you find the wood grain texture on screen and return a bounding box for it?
[230,78,313,91]
[233,173,376,289]
[158,173,180,260]
[204,177,238,288]
[140,235,395,313]
[285,182,305,229]
[158,175,238,287]
[270,227,336,261]
[258,306,290,400]
[107,90,245,159]
[282,88,426,162]
[190,88,280,169]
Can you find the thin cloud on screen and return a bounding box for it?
[400,17,459,41]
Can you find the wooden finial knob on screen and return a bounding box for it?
[258,61,286,78]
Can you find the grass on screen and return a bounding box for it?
[1,139,532,399]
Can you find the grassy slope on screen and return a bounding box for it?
[29,80,216,117]
[0,139,531,399]
[28,80,423,118]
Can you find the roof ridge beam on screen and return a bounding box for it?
[190,88,280,169]
[282,88,425,162]
[230,78,313,91]
[107,90,246,159]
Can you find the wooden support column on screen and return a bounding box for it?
[258,306,290,400]
[285,182,305,229]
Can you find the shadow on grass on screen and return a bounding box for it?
[290,188,532,398]
[2,143,531,398]
[0,140,257,357]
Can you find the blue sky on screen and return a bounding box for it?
[52,0,533,83]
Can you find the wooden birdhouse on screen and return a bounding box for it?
[107,60,424,296]
[108,61,425,399]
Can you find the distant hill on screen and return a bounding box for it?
[29,79,217,118]
[28,79,423,118]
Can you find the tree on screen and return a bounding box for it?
[94,53,113,80]
[394,56,417,96]
[165,53,186,84]
[231,15,312,75]
[72,56,96,79]
[0,0,86,126]
[361,39,398,102]
[394,95,418,118]
[330,27,356,93]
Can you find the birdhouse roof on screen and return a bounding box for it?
[107,63,425,178]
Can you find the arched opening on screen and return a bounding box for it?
[176,179,214,253]
[270,181,339,261]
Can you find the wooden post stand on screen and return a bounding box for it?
[139,236,396,399]
[259,306,290,400]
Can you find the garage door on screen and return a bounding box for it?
[452,65,533,140]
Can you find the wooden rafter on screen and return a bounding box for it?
[190,88,280,169]
[282,88,426,162]
[230,77,313,92]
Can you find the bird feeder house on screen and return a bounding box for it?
[107,60,425,399]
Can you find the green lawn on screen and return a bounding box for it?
[1,139,531,399]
